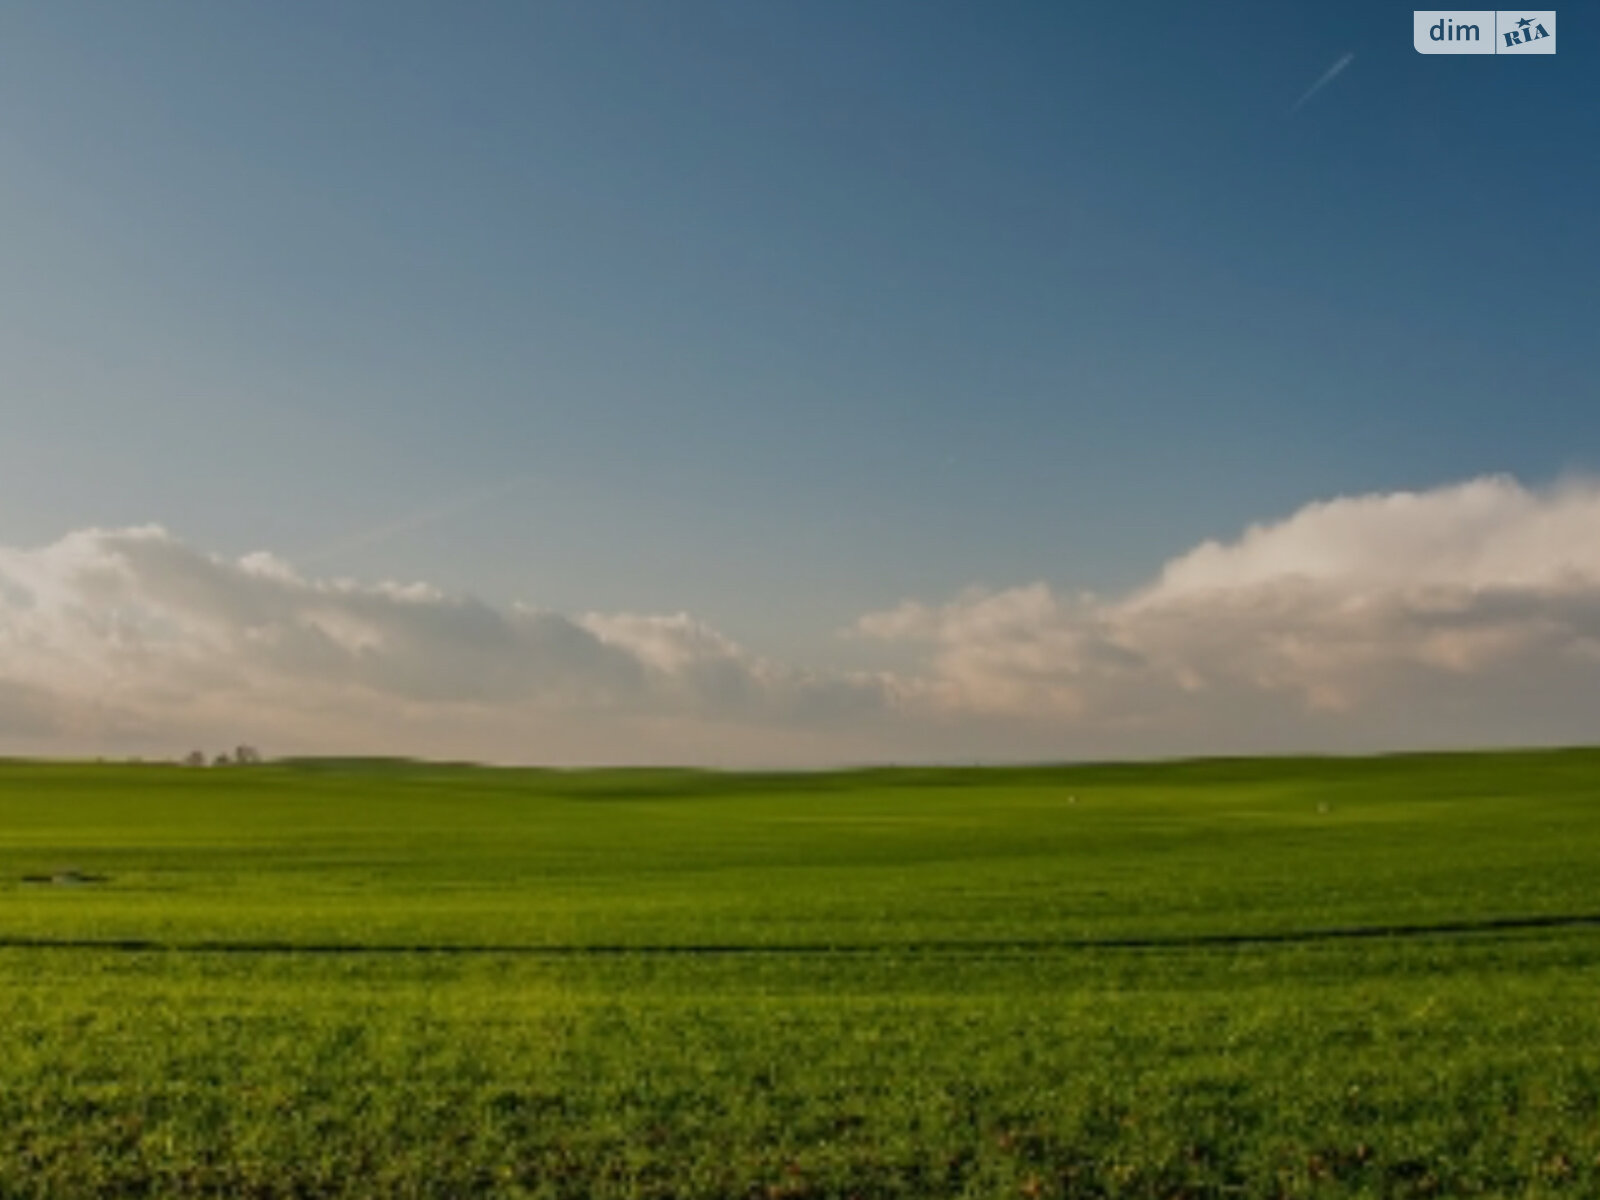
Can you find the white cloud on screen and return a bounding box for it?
[4,476,1600,764]
[858,476,1600,754]
[0,525,892,764]
[1140,475,1600,599]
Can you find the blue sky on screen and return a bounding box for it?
[1,3,1596,762]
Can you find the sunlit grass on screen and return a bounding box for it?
[1,749,1598,1195]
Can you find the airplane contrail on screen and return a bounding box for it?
[300,474,531,566]
[1290,51,1355,115]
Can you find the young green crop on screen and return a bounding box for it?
[1,749,1598,1196]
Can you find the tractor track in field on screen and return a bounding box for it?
[2,911,1600,956]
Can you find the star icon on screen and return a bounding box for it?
[1517,16,1533,28]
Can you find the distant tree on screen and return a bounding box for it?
[213,753,232,767]
[234,745,261,765]
[183,750,206,768]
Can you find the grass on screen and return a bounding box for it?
[1,748,1598,1196]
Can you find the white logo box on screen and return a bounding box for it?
[1414,10,1555,53]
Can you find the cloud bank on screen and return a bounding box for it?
[3,475,1599,763]
[0,526,896,764]
[859,475,1600,756]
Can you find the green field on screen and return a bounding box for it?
[2,750,1599,1197]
